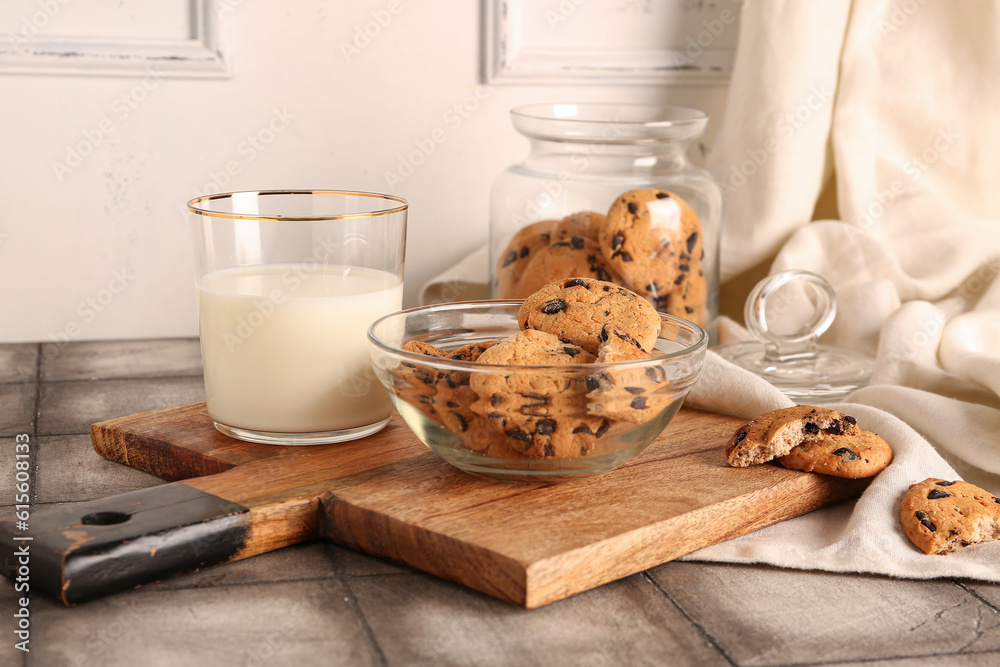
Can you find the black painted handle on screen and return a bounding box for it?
[1,483,249,605]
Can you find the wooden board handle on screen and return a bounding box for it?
[1,484,249,605]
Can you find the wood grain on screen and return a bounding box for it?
[89,401,869,608]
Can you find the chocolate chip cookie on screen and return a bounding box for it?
[584,327,673,423]
[469,329,606,458]
[518,277,662,355]
[778,429,893,478]
[494,218,558,298]
[726,405,861,467]
[513,237,622,299]
[900,478,1000,555]
[598,189,699,303]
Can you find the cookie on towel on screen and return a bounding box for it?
[725,405,861,467]
[778,429,893,478]
[900,478,1000,555]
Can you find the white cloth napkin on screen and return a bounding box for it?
[420,0,1000,580]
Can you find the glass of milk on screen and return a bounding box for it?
[187,190,407,445]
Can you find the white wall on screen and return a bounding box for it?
[0,1,733,343]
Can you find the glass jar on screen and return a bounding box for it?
[489,103,721,341]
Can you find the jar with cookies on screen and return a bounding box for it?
[490,103,721,341]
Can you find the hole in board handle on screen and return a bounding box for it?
[81,511,131,526]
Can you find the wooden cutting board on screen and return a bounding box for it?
[3,402,868,608]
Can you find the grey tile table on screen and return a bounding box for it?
[2,339,999,666]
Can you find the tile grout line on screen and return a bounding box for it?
[641,571,738,667]
[30,344,42,504]
[954,579,1000,615]
[24,344,41,667]
[337,578,391,667]
[760,646,1000,667]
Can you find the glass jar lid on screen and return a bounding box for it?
[715,271,875,403]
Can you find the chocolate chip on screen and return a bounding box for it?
[614,330,633,342]
[596,268,613,281]
[502,250,518,267]
[826,420,843,436]
[617,250,633,262]
[573,424,594,435]
[679,264,690,272]
[832,447,858,461]
[686,232,698,254]
[627,202,638,215]
[563,346,582,357]
[540,231,551,242]
[594,419,611,438]
[446,401,459,408]
[734,430,747,444]
[844,415,857,425]
[927,489,952,500]
[804,422,820,435]
[655,192,670,199]
[949,528,962,536]
[541,299,567,314]
[519,246,529,259]
[570,236,585,249]
[935,480,954,486]
[564,278,587,288]
[630,397,647,410]
[624,386,644,395]
[611,232,624,251]
[535,419,556,435]
[585,375,602,392]
[684,306,694,314]
[521,393,550,405]
[915,511,936,532]
[488,412,505,421]
[506,428,531,442]
[452,413,469,432]
[598,325,609,343]
[490,394,505,405]
[645,367,666,383]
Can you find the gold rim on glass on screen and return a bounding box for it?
[186,189,408,221]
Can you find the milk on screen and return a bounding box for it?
[198,264,402,434]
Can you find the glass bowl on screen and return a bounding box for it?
[367,301,707,482]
